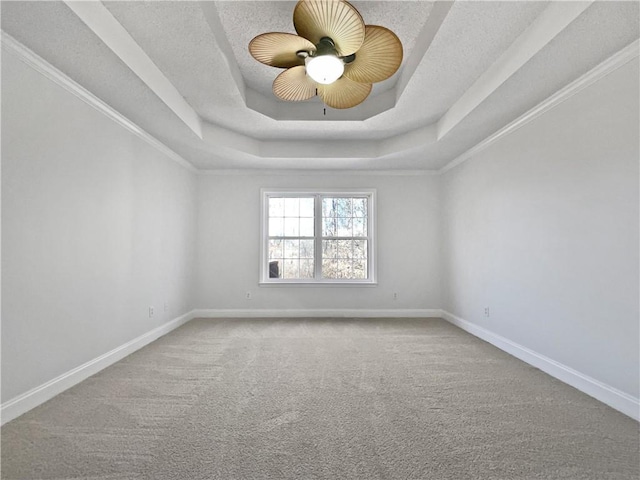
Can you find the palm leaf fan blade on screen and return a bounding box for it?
[318,76,371,109]
[249,33,316,68]
[293,0,365,56]
[273,65,318,101]
[343,25,403,84]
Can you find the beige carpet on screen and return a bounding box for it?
[1,317,638,479]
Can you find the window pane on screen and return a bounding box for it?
[322,217,336,236]
[353,217,366,237]
[284,239,299,258]
[336,260,352,279]
[283,259,299,278]
[284,197,299,217]
[322,240,338,259]
[300,259,314,279]
[353,239,367,259]
[284,217,299,236]
[300,217,314,237]
[322,258,338,278]
[336,198,352,217]
[300,239,314,258]
[336,217,352,237]
[337,240,352,259]
[322,198,337,217]
[269,217,284,237]
[353,198,367,218]
[269,197,284,217]
[300,197,314,217]
[352,259,367,279]
[269,239,283,259]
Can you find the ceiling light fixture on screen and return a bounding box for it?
[248,0,403,109]
[305,54,344,84]
[304,37,344,85]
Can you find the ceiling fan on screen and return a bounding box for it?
[249,0,403,109]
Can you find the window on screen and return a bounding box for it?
[260,189,376,284]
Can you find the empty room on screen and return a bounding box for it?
[1,0,638,478]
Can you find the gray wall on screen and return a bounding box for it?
[3,36,638,412]
[196,173,441,311]
[1,53,198,402]
[440,58,640,398]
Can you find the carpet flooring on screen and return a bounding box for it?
[1,317,638,479]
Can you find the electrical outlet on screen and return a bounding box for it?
[393,292,398,301]
[484,307,490,317]
[149,306,154,318]
[246,291,252,300]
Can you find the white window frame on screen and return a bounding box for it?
[260,188,377,286]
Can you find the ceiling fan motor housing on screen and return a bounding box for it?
[315,37,338,57]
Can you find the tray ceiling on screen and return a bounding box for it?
[2,1,638,171]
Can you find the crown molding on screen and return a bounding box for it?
[439,38,640,175]
[4,30,637,177]
[63,0,203,139]
[199,118,439,162]
[1,32,198,174]
[437,1,594,141]
[0,30,435,171]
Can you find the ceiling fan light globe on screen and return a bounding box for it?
[305,55,344,85]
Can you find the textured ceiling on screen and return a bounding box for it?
[2,1,639,171]
[216,1,433,98]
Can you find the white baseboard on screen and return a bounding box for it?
[6,309,636,424]
[440,310,640,421]
[192,308,442,318]
[0,310,196,426]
